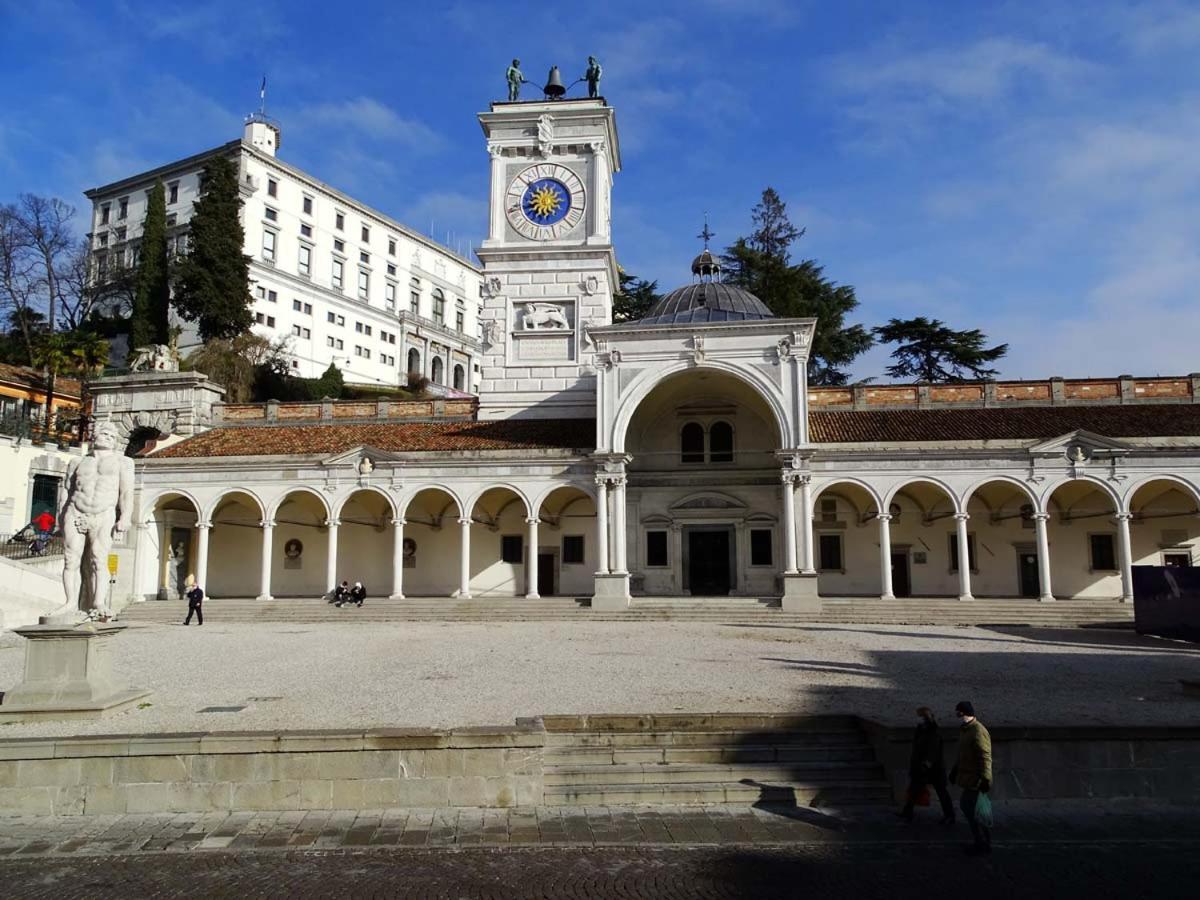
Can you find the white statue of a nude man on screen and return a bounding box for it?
[49,420,135,622]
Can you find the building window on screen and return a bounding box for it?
[302,196,313,215]
[262,229,276,261]
[97,232,109,247]
[267,178,278,198]
[385,282,396,309]
[361,225,370,243]
[386,263,396,277]
[293,299,302,311]
[646,531,668,567]
[501,535,523,564]
[336,314,344,326]
[300,223,312,238]
[255,312,265,324]
[298,244,311,276]
[1163,551,1192,568]
[266,315,275,328]
[334,338,343,350]
[327,311,337,323]
[291,325,310,339]
[333,238,345,253]
[563,535,585,565]
[168,182,178,204]
[100,203,110,225]
[118,197,128,220]
[820,498,838,523]
[388,238,396,256]
[681,422,705,463]
[456,310,464,332]
[1089,534,1117,572]
[264,207,277,222]
[750,529,773,566]
[359,251,369,265]
[326,336,335,347]
[453,364,464,390]
[409,278,421,314]
[335,212,345,230]
[818,534,843,571]
[407,348,420,373]
[710,421,734,463]
[115,226,126,241]
[332,259,343,290]
[355,322,363,333]
[432,288,445,323]
[948,533,978,573]
[304,302,312,314]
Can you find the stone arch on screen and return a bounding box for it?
[467,484,533,521]
[332,485,398,520]
[267,487,333,523]
[1123,474,1200,512]
[531,482,599,519]
[431,356,444,385]
[140,488,204,524]
[204,487,267,524]
[1038,475,1122,516]
[407,348,421,375]
[960,475,1039,511]
[882,477,962,515]
[810,478,885,517]
[453,364,465,391]
[610,361,791,454]
[401,485,465,521]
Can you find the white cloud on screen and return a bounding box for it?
[295,98,444,151]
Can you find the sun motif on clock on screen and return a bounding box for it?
[505,164,586,241]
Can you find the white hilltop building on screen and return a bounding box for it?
[79,97,1200,615]
[84,115,483,393]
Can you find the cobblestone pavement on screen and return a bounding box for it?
[1,803,1198,897]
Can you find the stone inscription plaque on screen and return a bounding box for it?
[514,334,575,363]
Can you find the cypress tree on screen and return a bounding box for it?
[174,156,253,341]
[130,180,171,348]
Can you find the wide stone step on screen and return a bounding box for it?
[543,730,865,750]
[543,779,894,807]
[543,744,876,766]
[544,761,884,786]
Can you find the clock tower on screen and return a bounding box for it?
[476,98,621,420]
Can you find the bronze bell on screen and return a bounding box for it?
[543,66,566,99]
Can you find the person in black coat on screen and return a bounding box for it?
[349,581,366,607]
[898,706,954,823]
[183,577,204,626]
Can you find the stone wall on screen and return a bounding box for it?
[861,720,1200,802]
[0,725,544,816]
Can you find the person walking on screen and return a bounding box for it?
[183,576,204,626]
[949,700,993,854]
[897,706,955,824]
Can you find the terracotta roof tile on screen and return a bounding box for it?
[809,405,1200,443]
[150,418,596,458]
[0,362,81,399]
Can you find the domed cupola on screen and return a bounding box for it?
[634,219,775,326]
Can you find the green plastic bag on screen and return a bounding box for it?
[974,791,994,827]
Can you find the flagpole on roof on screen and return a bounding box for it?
[260,75,267,117]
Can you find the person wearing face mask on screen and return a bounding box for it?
[897,706,954,824]
[949,700,993,854]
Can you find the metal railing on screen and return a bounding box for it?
[0,530,65,561]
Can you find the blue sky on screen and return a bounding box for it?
[2,0,1197,380]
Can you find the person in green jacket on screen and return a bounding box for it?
[949,700,992,854]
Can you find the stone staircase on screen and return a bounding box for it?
[539,714,893,808]
[117,595,1133,627]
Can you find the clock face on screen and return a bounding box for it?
[505,164,586,241]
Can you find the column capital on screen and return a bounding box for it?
[259,519,276,528]
[525,516,541,526]
[325,518,341,528]
[953,512,970,522]
[780,470,799,485]
[457,517,473,526]
[1031,512,1051,522]
[1115,512,1134,522]
[195,521,212,530]
[877,513,893,522]
[391,517,407,527]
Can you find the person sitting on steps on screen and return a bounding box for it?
[349,581,366,608]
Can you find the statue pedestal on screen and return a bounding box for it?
[0,622,151,722]
[780,573,821,614]
[592,573,631,610]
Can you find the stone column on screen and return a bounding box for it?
[257,520,274,601]
[878,513,894,599]
[390,518,406,600]
[195,522,211,591]
[594,478,610,575]
[781,473,798,574]
[1033,512,1055,602]
[526,516,540,599]
[488,145,506,240]
[612,476,628,574]
[325,519,340,594]
[798,475,816,575]
[955,513,973,601]
[1116,512,1134,603]
[457,516,472,598]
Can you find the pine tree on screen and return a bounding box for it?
[612,267,661,322]
[174,156,253,341]
[874,316,1008,382]
[724,188,872,385]
[130,180,171,348]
